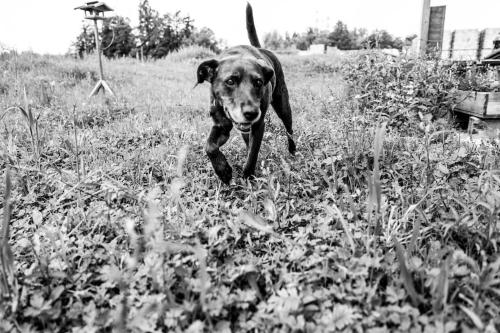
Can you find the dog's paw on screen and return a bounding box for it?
[288,139,297,155]
[217,165,233,185]
[242,169,256,180]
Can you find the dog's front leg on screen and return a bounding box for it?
[243,120,265,179]
[206,124,233,184]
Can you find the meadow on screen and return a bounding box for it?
[1,47,500,332]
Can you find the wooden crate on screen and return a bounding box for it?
[455,90,500,118]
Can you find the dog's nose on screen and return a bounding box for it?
[243,109,259,121]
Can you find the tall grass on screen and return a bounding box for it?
[0,50,500,331]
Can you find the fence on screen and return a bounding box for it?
[439,28,500,61]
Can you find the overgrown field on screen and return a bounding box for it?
[1,49,500,332]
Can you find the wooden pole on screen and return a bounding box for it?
[93,18,104,81]
[88,16,115,98]
[419,0,431,57]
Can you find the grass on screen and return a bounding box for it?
[0,49,500,332]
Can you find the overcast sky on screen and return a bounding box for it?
[1,0,500,54]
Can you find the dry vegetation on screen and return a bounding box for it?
[1,47,500,332]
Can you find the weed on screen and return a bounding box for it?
[0,50,499,332]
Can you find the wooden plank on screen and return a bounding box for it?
[482,59,500,65]
[85,15,105,20]
[455,90,500,118]
[428,6,446,52]
[419,0,431,57]
[455,110,500,119]
[488,91,500,115]
[456,91,488,117]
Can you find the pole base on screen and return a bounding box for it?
[89,79,115,98]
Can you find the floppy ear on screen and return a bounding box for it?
[260,63,274,84]
[197,59,219,84]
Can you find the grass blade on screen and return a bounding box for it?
[23,86,34,128]
[2,169,11,241]
[1,169,16,306]
[368,122,386,234]
[459,305,484,330]
[373,122,387,169]
[393,236,422,307]
[240,211,274,234]
[330,204,356,254]
[432,257,449,313]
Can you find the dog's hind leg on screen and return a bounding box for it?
[271,86,296,155]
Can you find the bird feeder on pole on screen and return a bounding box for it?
[75,1,115,98]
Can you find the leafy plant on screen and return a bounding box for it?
[0,50,499,332]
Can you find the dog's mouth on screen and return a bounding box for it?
[234,122,252,133]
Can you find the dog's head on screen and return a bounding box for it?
[197,56,274,132]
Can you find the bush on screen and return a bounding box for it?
[453,62,499,92]
[341,54,462,134]
[166,45,216,62]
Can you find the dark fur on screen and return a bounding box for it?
[197,3,296,184]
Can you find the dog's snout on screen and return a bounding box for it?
[243,108,259,121]
[241,101,259,121]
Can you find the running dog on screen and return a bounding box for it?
[196,3,296,184]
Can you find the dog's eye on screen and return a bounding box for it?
[225,79,235,86]
[254,79,263,87]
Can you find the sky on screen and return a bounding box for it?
[1,0,500,54]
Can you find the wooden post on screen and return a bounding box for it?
[419,0,431,57]
[88,17,115,98]
[93,18,104,81]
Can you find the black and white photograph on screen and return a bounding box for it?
[1,0,500,331]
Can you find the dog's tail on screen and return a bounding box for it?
[246,2,261,48]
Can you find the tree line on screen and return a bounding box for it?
[73,0,220,59]
[74,2,416,59]
[264,21,416,51]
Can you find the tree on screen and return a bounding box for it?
[363,30,403,50]
[283,32,294,49]
[137,1,194,58]
[189,27,220,53]
[155,11,194,57]
[101,16,135,58]
[328,21,352,50]
[348,28,367,50]
[137,0,163,58]
[295,37,309,50]
[291,32,308,50]
[73,24,95,59]
[305,28,317,46]
[289,28,326,50]
[72,1,216,60]
[263,31,284,50]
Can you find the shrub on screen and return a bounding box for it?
[453,62,499,92]
[341,54,460,134]
[166,45,216,62]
